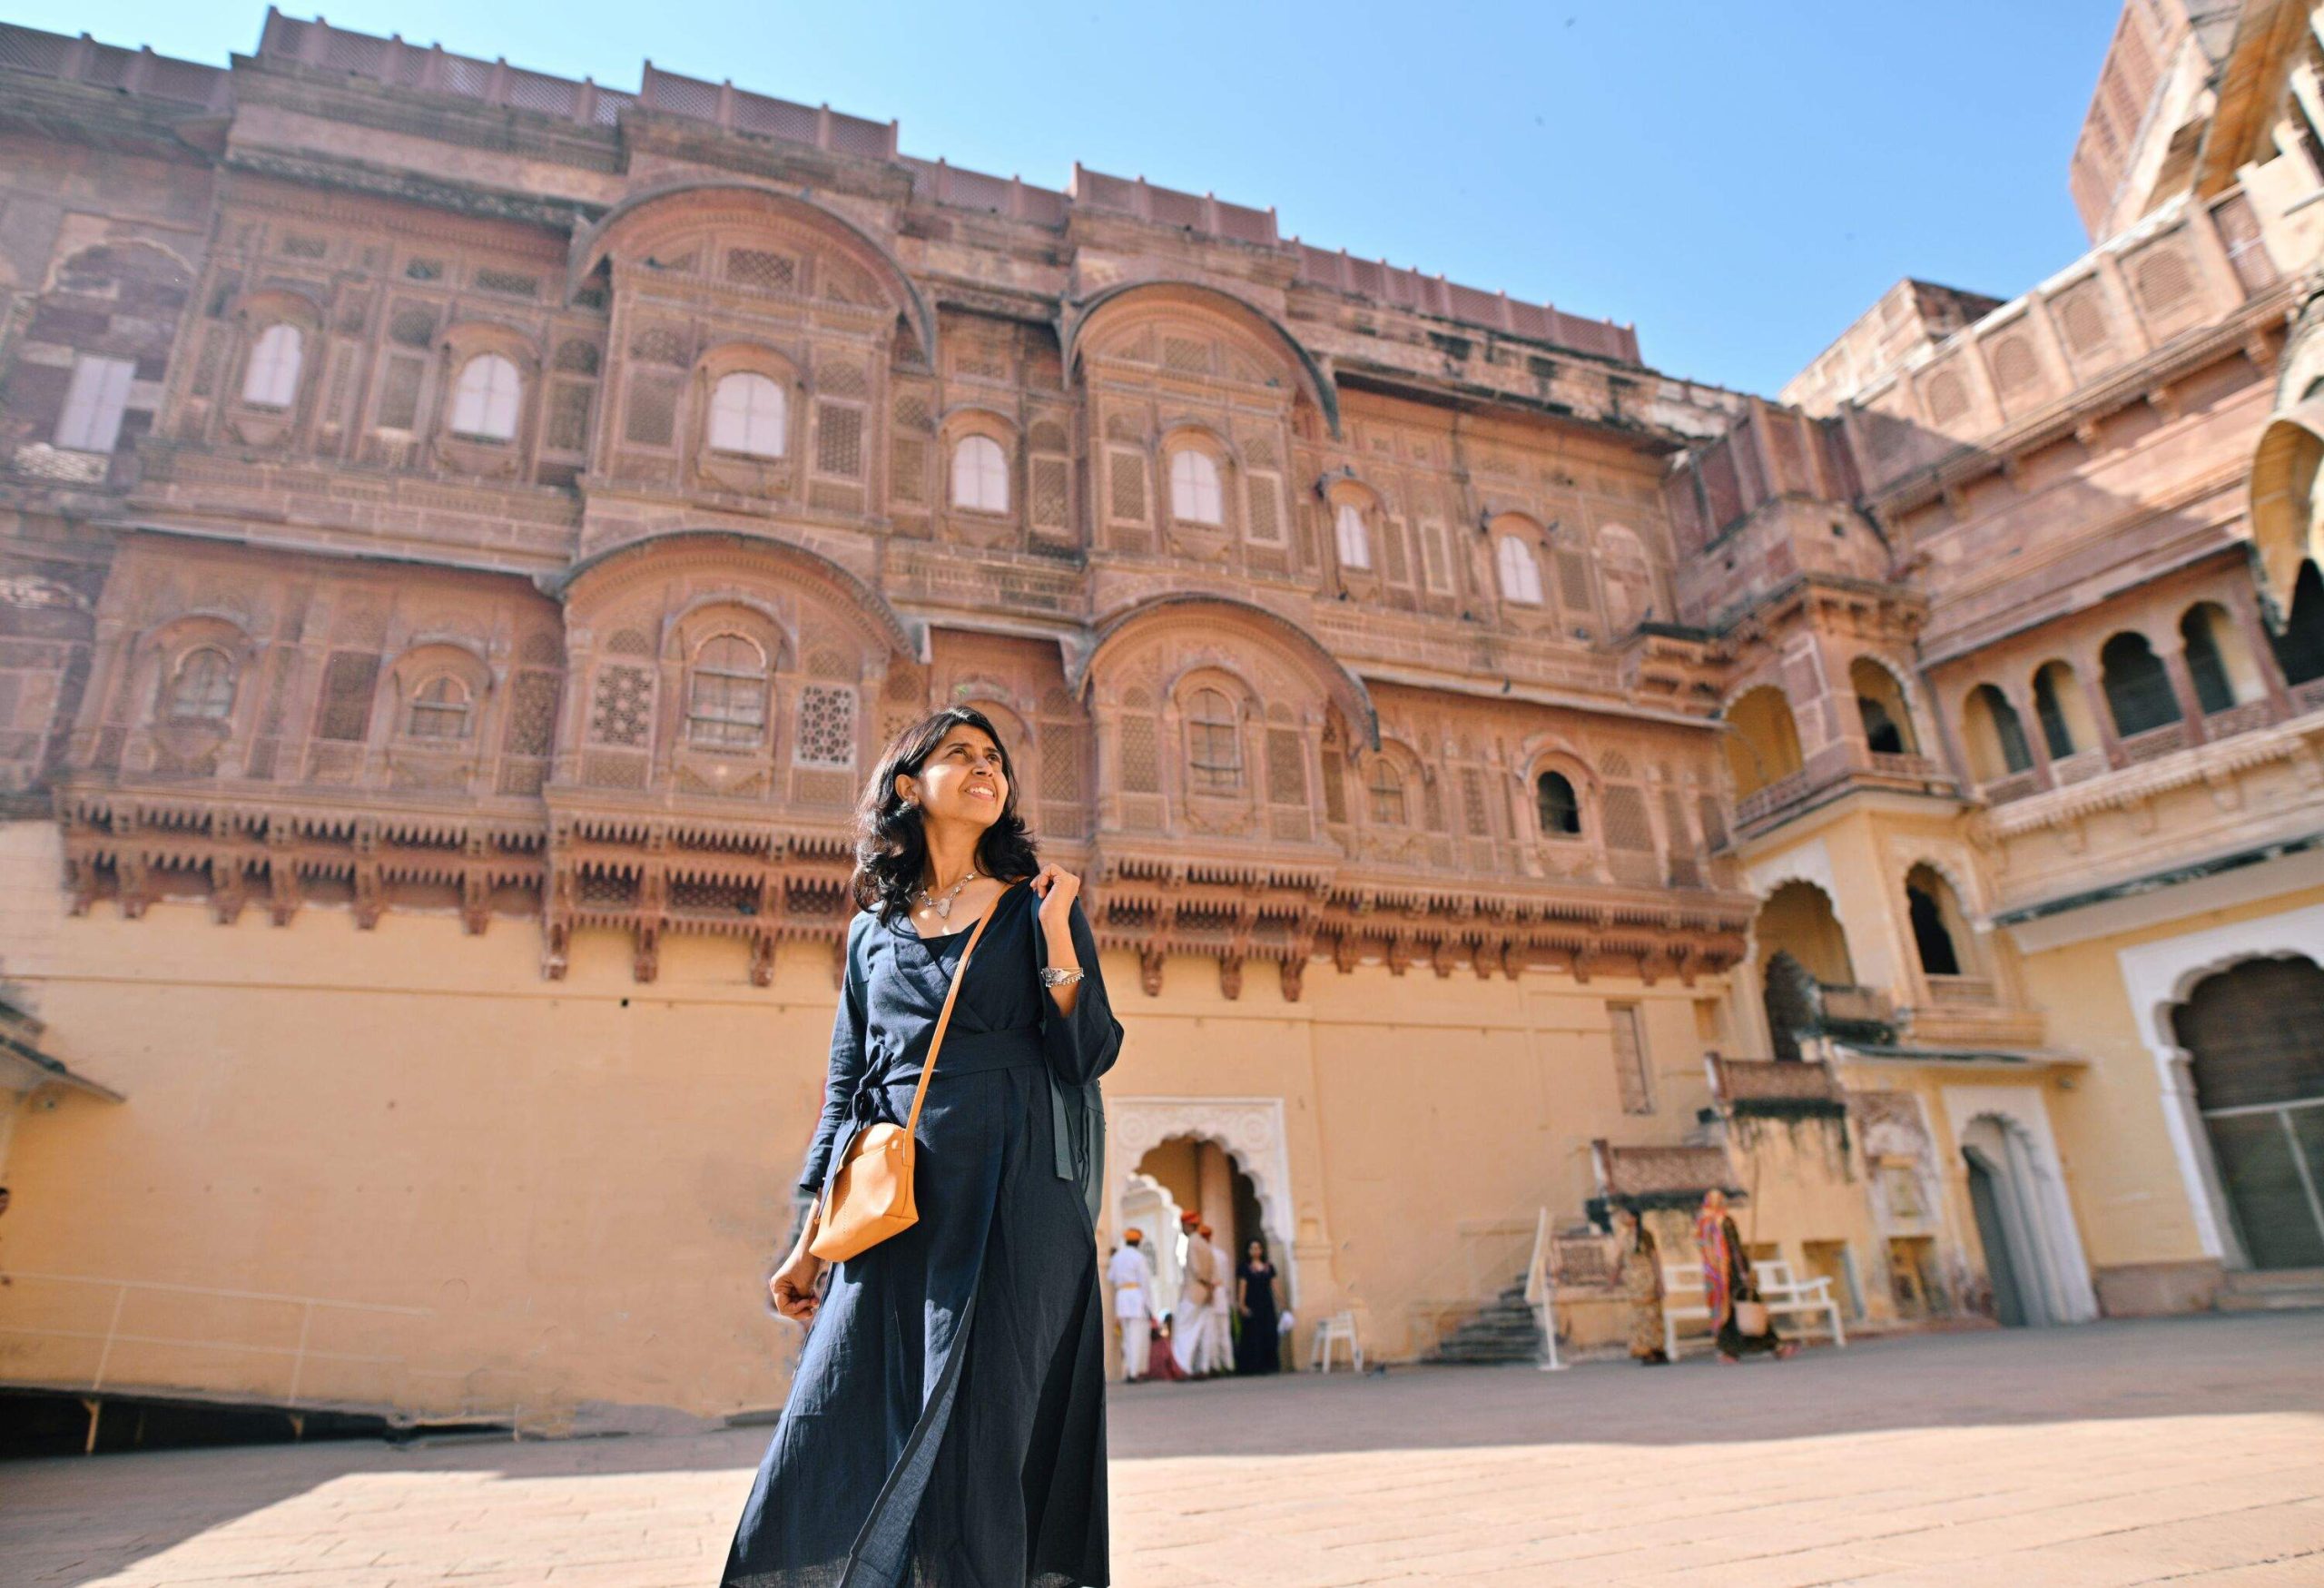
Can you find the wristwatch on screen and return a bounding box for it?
[1039,966,1086,987]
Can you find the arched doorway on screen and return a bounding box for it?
[1126,1135,1269,1321]
[2171,957,2324,1269]
[1960,1113,2081,1327]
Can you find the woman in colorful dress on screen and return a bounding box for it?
[1614,1208,1669,1366]
[723,706,1125,1588]
[1695,1189,1793,1364]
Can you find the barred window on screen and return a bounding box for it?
[1334,503,1372,570]
[1168,449,1224,526]
[686,635,768,749]
[167,647,236,721]
[1367,760,1406,825]
[241,323,303,409]
[1496,535,1544,605]
[794,684,857,768]
[405,675,473,740]
[710,372,787,459]
[448,354,521,441]
[1186,686,1240,792]
[951,434,1009,513]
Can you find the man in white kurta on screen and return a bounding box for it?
[1203,1224,1236,1376]
[1172,1214,1214,1374]
[1107,1231,1157,1381]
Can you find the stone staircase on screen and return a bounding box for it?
[2218,1267,2324,1312]
[1425,1277,1545,1365]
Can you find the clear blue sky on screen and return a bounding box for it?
[50,1,2123,394]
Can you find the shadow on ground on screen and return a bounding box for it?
[2,1311,2318,1587]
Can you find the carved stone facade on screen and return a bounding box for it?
[1,6,2319,1424]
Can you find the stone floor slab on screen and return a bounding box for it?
[1,1313,2319,1587]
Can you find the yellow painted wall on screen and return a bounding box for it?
[0,822,1741,1423]
[2017,881,2324,1271]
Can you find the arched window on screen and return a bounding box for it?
[951,434,1009,513]
[1168,449,1224,526]
[1496,535,1544,606]
[1962,684,2033,780]
[1332,502,1372,569]
[448,353,522,441]
[2101,631,2181,736]
[1851,658,1918,755]
[1724,686,1805,797]
[708,372,787,459]
[166,647,236,721]
[686,634,769,748]
[404,675,473,740]
[2179,603,2251,714]
[2270,561,2324,686]
[1536,771,1581,836]
[1185,686,1240,791]
[1367,759,1406,824]
[1905,863,1966,977]
[241,323,304,409]
[2032,661,2085,757]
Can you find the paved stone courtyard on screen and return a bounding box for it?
[3,1312,2320,1587]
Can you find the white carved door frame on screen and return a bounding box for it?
[1106,1095,1298,1308]
[2117,902,2324,1270]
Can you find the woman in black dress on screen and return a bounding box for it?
[1233,1238,1281,1376]
[723,706,1124,1588]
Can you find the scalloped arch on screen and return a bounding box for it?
[566,180,936,364]
[1061,280,1340,439]
[1074,593,1378,749]
[547,530,921,662]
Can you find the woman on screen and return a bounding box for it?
[1694,1189,1793,1364]
[723,707,1125,1588]
[1614,1209,1668,1366]
[1233,1238,1282,1376]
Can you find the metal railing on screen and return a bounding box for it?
[0,1271,428,1406]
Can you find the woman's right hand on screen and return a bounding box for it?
[769,1244,826,1325]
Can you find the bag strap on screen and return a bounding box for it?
[901,877,1021,1139]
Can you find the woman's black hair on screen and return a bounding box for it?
[850,705,1040,922]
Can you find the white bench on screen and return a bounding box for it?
[1659,1258,1846,1360]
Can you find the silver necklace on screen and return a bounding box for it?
[917,864,981,921]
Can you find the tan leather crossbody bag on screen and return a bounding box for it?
[809,881,1019,1263]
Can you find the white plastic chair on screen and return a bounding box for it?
[1310,1310,1363,1373]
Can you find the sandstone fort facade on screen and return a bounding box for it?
[0,1,2319,1431]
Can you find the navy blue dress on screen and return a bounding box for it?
[723,882,1123,1588]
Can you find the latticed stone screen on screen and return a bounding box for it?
[589,665,653,748]
[314,650,379,742]
[1030,457,1070,532]
[1108,450,1147,523]
[1118,715,1158,793]
[1246,475,1281,543]
[375,355,424,430]
[793,684,856,767]
[725,248,797,292]
[624,376,680,447]
[815,402,863,477]
[1461,767,1489,836]
[502,670,560,757]
[546,382,593,452]
[1265,728,1306,804]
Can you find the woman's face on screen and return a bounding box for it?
[900,725,1009,830]
[1246,1240,1263,1262]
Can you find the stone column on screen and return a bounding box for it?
[2157,642,2210,747]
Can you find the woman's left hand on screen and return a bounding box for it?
[1029,862,1080,939]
